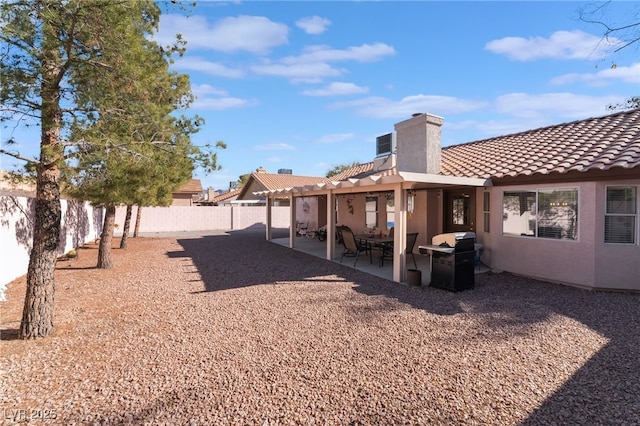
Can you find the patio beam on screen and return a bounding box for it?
[289,192,296,248]
[393,184,407,283]
[326,191,335,261]
[266,195,272,240]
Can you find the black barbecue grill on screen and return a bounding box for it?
[419,232,476,292]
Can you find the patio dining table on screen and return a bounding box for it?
[355,234,394,266]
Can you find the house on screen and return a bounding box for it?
[208,187,242,206]
[236,166,370,231]
[0,171,36,197]
[171,179,203,206]
[258,109,640,291]
[237,167,323,204]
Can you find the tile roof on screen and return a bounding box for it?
[249,109,640,195]
[210,188,241,203]
[441,108,640,179]
[329,163,376,181]
[174,179,203,194]
[250,173,331,190]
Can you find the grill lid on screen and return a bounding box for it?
[432,232,476,247]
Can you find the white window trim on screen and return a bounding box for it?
[501,187,580,242]
[604,185,638,245]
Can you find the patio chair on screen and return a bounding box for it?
[336,225,352,244]
[378,228,393,267]
[296,221,309,237]
[340,228,371,266]
[379,232,419,269]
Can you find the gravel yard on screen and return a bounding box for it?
[1,229,639,425]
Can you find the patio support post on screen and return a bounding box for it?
[393,184,407,283]
[326,191,335,261]
[289,193,296,248]
[265,195,272,240]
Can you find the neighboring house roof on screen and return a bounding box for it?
[329,163,376,181]
[174,179,203,195]
[441,108,640,179]
[238,172,332,199]
[210,188,241,203]
[251,173,330,189]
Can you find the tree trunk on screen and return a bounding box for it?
[19,44,64,339]
[133,205,142,238]
[20,42,63,339]
[97,203,116,269]
[120,204,132,249]
[20,166,61,339]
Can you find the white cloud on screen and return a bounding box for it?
[551,62,640,86]
[192,83,229,97]
[332,95,488,119]
[251,61,345,83]
[254,143,296,151]
[252,43,395,83]
[296,16,331,35]
[158,14,289,54]
[444,91,635,143]
[266,156,291,163]
[302,82,369,96]
[485,30,623,61]
[494,92,624,119]
[285,43,396,64]
[192,96,258,111]
[173,57,244,78]
[316,133,355,144]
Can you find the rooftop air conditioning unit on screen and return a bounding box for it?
[376,133,396,156]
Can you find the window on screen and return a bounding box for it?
[365,196,378,229]
[386,194,394,228]
[451,194,469,225]
[483,191,490,233]
[605,186,637,244]
[502,188,578,240]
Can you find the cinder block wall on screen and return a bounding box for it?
[2,202,292,297]
[1,196,102,298]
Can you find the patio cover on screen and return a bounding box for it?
[256,169,492,283]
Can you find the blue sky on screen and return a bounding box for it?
[2,1,639,192]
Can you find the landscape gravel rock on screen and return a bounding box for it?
[1,229,639,425]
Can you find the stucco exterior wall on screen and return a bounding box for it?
[296,197,320,231]
[335,195,365,232]
[483,180,639,291]
[407,190,430,249]
[171,194,194,206]
[593,179,640,290]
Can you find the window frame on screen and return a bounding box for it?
[386,194,395,229]
[365,196,379,229]
[605,186,637,245]
[502,187,579,241]
[483,191,490,233]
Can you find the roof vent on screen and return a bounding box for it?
[376,133,396,156]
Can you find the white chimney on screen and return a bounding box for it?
[394,113,443,174]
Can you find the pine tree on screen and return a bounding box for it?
[0,0,221,338]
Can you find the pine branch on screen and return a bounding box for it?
[0,148,40,164]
